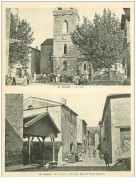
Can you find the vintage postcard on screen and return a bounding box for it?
[2,1,135,177]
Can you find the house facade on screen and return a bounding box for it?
[121,8,130,80]
[87,126,100,149]
[99,94,131,163]
[40,39,53,74]
[77,118,87,153]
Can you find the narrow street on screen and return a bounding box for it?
[14,154,112,172]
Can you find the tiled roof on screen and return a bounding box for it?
[41,38,53,45]
[24,112,60,133]
[24,96,78,116]
[87,126,100,132]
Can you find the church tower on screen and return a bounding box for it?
[53,8,79,75]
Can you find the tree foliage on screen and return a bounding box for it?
[9,13,35,67]
[71,9,124,70]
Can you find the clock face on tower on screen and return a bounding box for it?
[62,35,67,40]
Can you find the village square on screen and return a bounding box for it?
[5,91,131,172]
[5,7,130,86]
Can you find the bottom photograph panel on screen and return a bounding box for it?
[4,93,132,175]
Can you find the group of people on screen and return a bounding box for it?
[7,73,31,86]
[88,147,97,158]
[33,72,88,85]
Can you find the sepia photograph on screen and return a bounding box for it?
[4,4,132,86]
[2,1,134,178]
[5,92,132,173]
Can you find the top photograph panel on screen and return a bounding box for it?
[4,3,133,86]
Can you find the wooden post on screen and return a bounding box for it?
[52,138,55,162]
[42,137,45,164]
[28,136,30,164]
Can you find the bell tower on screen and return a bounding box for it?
[53,8,79,75]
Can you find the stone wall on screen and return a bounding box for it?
[111,97,131,162]
[5,94,23,166]
[40,45,53,74]
[53,8,79,75]
[77,118,82,144]
[102,100,112,163]
[53,44,79,75]
[31,48,40,75]
[61,107,77,160]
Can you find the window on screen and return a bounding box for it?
[70,124,73,135]
[64,44,67,54]
[84,63,87,71]
[63,21,68,34]
[49,52,52,61]
[63,60,67,71]
[27,105,33,110]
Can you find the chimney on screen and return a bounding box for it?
[61,98,66,105]
[36,46,38,50]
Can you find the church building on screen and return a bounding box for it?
[40,7,92,79]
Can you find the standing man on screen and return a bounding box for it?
[104,149,110,169]
[11,66,16,85]
[93,148,96,158]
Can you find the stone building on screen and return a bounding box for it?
[121,8,130,80]
[99,94,131,163]
[23,96,78,163]
[7,46,40,84]
[77,118,87,152]
[87,126,100,149]
[40,39,53,74]
[40,7,92,79]
[16,47,40,77]
[28,47,41,75]
[5,94,23,167]
[53,8,80,75]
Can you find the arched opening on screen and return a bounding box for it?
[84,64,87,71]
[63,60,67,71]
[27,105,33,110]
[63,21,68,34]
[64,44,67,54]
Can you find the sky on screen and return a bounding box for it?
[23,86,129,127]
[11,4,124,49]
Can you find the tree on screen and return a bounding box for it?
[71,9,124,79]
[9,12,35,68]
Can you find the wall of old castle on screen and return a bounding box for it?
[5,94,23,166]
[110,97,131,162]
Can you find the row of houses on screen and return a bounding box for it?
[5,94,89,167]
[5,93,131,167]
